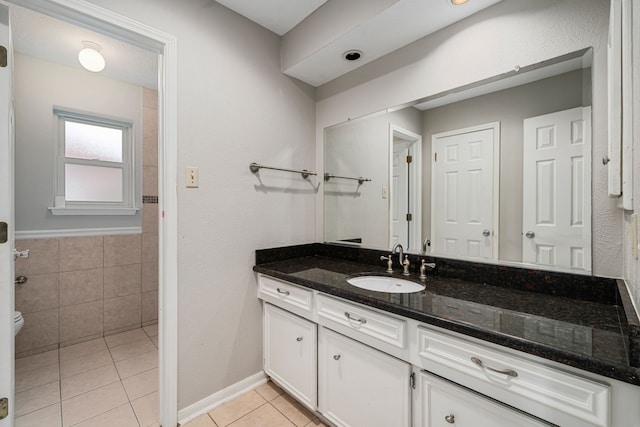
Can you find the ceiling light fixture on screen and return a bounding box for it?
[451,0,469,5]
[78,41,105,72]
[343,50,363,61]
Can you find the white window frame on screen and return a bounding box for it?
[49,107,138,215]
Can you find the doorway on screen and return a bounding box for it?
[431,123,500,259]
[522,106,592,271]
[0,1,178,426]
[389,124,422,252]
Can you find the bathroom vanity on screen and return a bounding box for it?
[255,243,640,427]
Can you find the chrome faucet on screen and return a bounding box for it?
[422,238,431,254]
[392,243,404,266]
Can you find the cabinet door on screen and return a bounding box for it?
[414,371,548,427]
[319,327,411,427]
[264,303,317,410]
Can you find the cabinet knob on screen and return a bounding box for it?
[333,354,341,360]
[296,336,303,342]
[445,414,455,424]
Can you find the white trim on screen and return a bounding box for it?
[6,1,180,426]
[15,227,141,239]
[178,371,268,425]
[48,207,139,216]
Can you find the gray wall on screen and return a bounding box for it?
[421,69,587,262]
[84,0,317,410]
[14,53,142,232]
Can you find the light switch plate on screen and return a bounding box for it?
[186,167,199,188]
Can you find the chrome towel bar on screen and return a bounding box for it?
[324,173,371,185]
[249,162,317,180]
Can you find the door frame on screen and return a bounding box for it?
[430,122,500,260]
[4,0,179,425]
[388,124,422,252]
[0,4,15,426]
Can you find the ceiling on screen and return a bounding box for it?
[9,4,158,89]
[214,0,328,36]
[217,0,502,86]
[9,0,502,89]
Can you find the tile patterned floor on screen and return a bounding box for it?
[15,324,159,427]
[182,382,329,427]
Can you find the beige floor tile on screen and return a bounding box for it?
[59,338,108,362]
[229,404,295,427]
[109,339,156,362]
[60,348,113,378]
[150,336,159,348]
[61,364,120,400]
[15,381,61,417]
[105,328,148,348]
[122,367,158,401]
[72,403,139,427]
[208,390,267,427]
[61,382,129,426]
[254,381,284,402]
[15,356,60,393]
[15,348,58,370]
[131,391,159,427]
[142,323,158,338]
[303,419,328,427]
[15,402,62,427]
[115,350,158,379]
[182,413,217,427]
[271,394,315,427]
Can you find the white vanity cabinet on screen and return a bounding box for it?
[263,303,317,410]
[319,327,411,427]
[257,273,640,427]
[413,371,549,427]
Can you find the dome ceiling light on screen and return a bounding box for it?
[78,41,105,72]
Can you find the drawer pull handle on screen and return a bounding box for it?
[296,336,303,342]
[276,288,290,296]
[471,357,518,378]
[333,354,341,360]
[445,414,455,424]
[344,312,367,324]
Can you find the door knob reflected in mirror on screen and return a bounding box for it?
[525,231,535,238]
[12,249,29,260]
[482,229,491,237]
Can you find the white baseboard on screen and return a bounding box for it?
[177,371,267,425]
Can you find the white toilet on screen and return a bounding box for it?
[14,311,24,336]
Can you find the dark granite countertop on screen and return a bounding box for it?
[254,243,640,386]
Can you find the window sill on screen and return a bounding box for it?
[48,206,140,216]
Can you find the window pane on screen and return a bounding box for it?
[65,121,123,162]
[65,164,123,202]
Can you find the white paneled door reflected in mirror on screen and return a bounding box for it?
[324,50,593,273]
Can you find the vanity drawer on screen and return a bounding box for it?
[258,275,313,317]
[316,294,406,350]
[415,326,610,427]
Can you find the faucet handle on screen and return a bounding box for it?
[380,255,393,273]
[419,259,436,280]
[402,255,410,276]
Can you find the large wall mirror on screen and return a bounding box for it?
[324,49,593,273]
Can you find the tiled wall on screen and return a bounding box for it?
[13,87,159,358]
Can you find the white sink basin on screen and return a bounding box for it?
[347,276,425,293]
